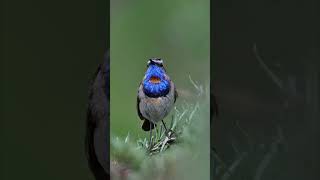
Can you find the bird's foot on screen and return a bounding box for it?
[165,129,176,143]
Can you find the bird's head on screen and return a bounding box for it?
[143,58,170,97]
[147,58,164,68]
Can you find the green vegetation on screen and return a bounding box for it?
[111,81,210,180]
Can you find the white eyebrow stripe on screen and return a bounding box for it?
[147,58,164,65]
[154,59,163,64]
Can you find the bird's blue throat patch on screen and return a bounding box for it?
[143,65,170,97]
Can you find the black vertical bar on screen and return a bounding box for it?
[85,0,110,179]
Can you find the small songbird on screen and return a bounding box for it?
[137,58,178,144]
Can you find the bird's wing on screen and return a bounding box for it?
[137,83,157,131]
[137,83,145,120]
[174,85,178,103]
[165,74,178,103]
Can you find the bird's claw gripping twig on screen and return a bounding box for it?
[165,129,176,143]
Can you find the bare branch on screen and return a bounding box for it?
[253,43,284,90]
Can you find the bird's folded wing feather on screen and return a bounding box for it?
[174,85,178,103]
[137,83,145,120]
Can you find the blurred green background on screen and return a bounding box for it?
[110,0,210,139]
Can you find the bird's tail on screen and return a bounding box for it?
[142,120,156,131]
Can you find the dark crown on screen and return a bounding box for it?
[148,58,163,66]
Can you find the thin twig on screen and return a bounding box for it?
[221,152,248,180]
[253,43,284,90]
[253,125,284,180]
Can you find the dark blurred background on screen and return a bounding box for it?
[212,0,319,179]
[2,0,108,179]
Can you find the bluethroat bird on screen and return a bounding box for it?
[137,58,178,145]
[86,51,110,179]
